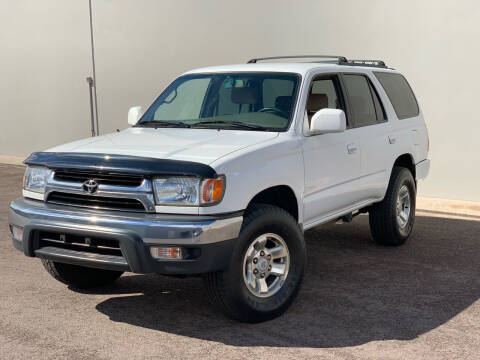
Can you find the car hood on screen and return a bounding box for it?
[46,127,279,165]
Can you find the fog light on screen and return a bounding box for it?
[150,246,183,260]
[10,225,24,241]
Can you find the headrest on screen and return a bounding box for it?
[307,94,328,113]
[231,87,259,104]
[275,96,293,112]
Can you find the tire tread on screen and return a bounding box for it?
[204,204,304,322]
[369,166,415,246]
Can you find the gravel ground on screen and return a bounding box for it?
[1,164,479,359]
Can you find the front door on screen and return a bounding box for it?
[301,74,362,227]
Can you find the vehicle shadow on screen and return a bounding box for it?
[93,214,480,348]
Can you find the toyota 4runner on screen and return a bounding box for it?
[8,55,430,322]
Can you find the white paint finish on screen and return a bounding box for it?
[154,205,198,215]
[416,160,430,181]
[47,127,279,164]
[353,122,393,200]
[202,132,304,220]
[127,106,142,125]
[22,190,44,201]
[185,63,335,76]
[31,61,428,222]
[309,109,347,135]
[301,126,362,224]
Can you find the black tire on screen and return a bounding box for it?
[369,166,416,246]
[204,204,306,323]
[41,259,123,289]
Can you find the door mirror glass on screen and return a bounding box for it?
[310,108,346,135]
[128,106,142,125]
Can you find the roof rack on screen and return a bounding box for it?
[341,59,387,68]
[247,55,348,64]
[247,55,388,68]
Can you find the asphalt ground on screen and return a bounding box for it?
[1,164,479,359]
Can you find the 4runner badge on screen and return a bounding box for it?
[83,179,98,194]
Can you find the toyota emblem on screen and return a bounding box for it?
[83,179,99,194]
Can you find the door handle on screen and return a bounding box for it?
[347,143,358,154]
[388,135,396,144]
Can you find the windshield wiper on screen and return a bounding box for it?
[137,120,191,128]
[191,120,267,131]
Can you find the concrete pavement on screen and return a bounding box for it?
[1,164,479,359]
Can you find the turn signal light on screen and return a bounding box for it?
[201,177,225,204]
[150,246,183,260]
[10,225,24,241]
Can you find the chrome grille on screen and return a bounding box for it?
[44,170,155,213]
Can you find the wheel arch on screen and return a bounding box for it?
[246,185,300,223]
[392,153,416,180]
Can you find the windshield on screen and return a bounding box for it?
[138,72,301,131]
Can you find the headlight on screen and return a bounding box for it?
[153,176,225,206]
[23,166,52,193]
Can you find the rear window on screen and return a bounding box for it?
[374,72,419,119]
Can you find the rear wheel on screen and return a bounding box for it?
[204,205,306,323]
[41,260,123,289]
[369,166,416,246]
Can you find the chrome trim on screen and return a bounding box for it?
[45,174,156,213]
[9,198,243,246]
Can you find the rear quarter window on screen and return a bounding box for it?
[374,72,419,120]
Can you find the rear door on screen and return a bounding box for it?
[340,72,392,201]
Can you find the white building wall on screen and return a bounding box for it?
[1,0,479,201]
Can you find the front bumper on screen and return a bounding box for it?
[8,198,243,275]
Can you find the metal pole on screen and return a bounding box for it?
[88,0,100,136]
[86,77,95,137]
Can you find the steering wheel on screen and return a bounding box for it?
[258,107,287,117]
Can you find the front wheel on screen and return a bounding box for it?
[369,166,416,246]
[204,205,306,323]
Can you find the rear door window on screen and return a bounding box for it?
[342,74,379,127]
[369,81,387,122]
[374,72,419,119]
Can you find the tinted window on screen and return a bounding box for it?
[369,81,387,122]
[343,74,378,127]
[374,72,419,119]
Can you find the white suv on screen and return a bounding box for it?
[9,55,430,322]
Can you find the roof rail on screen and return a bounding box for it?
[247,55,348,64]
[339,59,387,68]
[247,55,388,68]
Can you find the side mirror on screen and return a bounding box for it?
[127,106,142,125]
[310,108,346,135]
